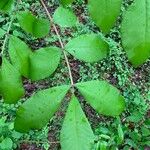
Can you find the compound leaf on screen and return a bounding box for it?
[76,80,125,117]
[60,96,95,150]
[14,85,70,133]
[88,0,122,33]
[0,58,25,104]
[65,34,109,63]
[121,0,150,67]
[53,7,78,27]
[0,0,14,13]
[17,11,50,38]
[9,36,32,77]
[29,47,61,81]
[60,0,75,6]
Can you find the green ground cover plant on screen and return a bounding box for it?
[0,0,149,149]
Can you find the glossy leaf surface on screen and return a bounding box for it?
[53,7,77,27]
[88,0,122,33]
[17,11,50,38]
[60,96,95,150]
[14,85,70,132]
[9,37,61,81]
[65,34,109,63]
[121,0,150,67]
[9,36,32,77]
[0,58,24,104]
[76,80,125,117]
[29,47,61,81]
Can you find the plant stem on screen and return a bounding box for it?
[40,0,74,88]
[0,17,14,57]
[0,0,21,57]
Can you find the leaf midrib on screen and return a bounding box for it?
[73,102,80,150]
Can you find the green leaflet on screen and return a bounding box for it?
[0,58,25,104]
[0,0,14,13]
[118,124,124,144]
[29,47,61,81]
[17,11,50,38]
[65,34,109,63]
[88,0,122,34]
[60,96,95,150]
[76,80,125,117]
[14,85,70,133]
[9,36,32,77]
[53,7,78,28]
[121,0,150,67]
[60,0,75,6]
[9,36,61,81]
